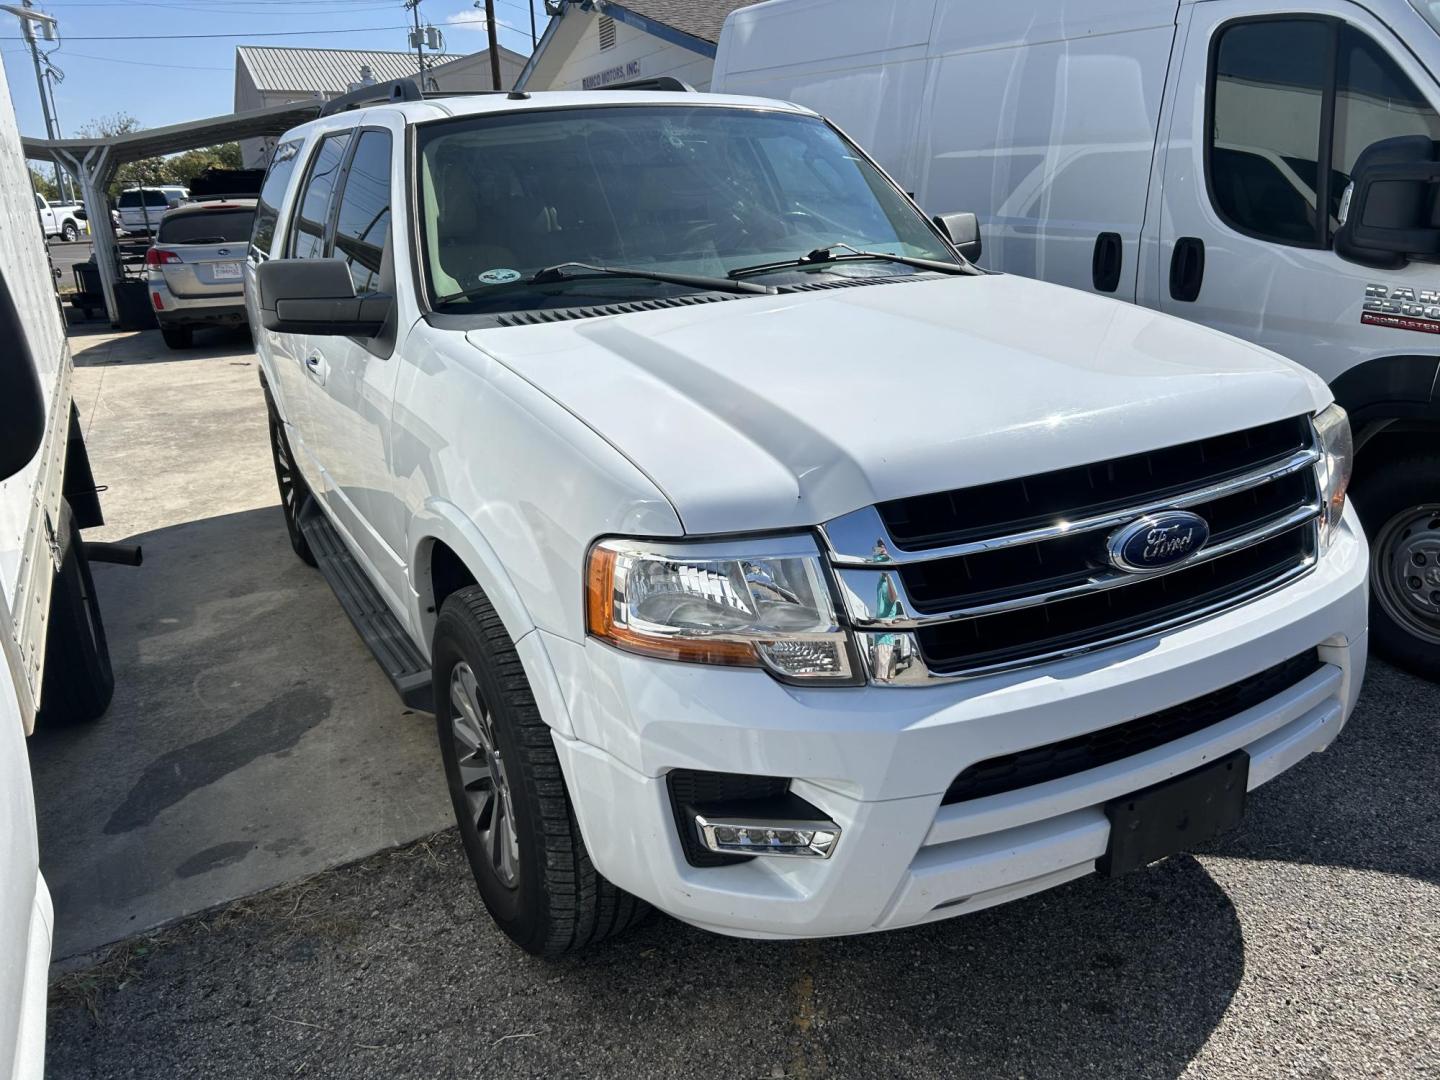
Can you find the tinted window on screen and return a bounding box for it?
[250,139,302,258]
[289,133,351,260]
[331,130,392,295]
[1331,25,1440,216]
[417,106,953,310]
[1210,20,1329,245]
[158,209,255,244]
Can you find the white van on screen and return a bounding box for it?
[715,0,1440,678]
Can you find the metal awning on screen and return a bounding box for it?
[23,99,324,324]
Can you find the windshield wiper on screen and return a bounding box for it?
[531,261,776,295]
[729,242,975,280]
[434,260,776,307]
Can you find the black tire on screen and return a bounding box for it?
[433,586,649,956]
[1351,453,1440,680]
[36,501,114,726]
[160,324,192,350]
[61,221,79,242]
[263,391,316,567]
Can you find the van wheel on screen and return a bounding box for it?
[160,325,192,350]
[1352,454,1440,680]
[433,586,649,956]
[37,502,114,726]
[264,394,315,567]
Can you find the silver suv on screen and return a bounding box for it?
[147,199,255,349]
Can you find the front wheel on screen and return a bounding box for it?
[36,501,114,726]
[263,392,315,566]
[1352,454,1440,680]
[433,586,648,956]
[61,221,79,242]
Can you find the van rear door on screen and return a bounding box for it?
[1150,0,1440,386]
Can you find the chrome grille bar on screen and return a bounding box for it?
[835,502,1322,629]
[821,447,1321,567]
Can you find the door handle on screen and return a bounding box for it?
[1092,232,1123,293]
[304,352,327,385]
[1169,236,1205,303]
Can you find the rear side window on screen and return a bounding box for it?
[158,209,255,245]
[1208,18,1440,247]
[330,130,392,295]
[250,139,302,258]
[289,132,352,260]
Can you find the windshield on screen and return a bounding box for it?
[120,190,172,208]
[157,209,255,244]
[417,105,956,311]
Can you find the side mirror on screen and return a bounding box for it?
[933,211,982,263]
[0,271,47,482]
[74,208,88,221]
[1335,135,1440,269]
[255,258,391,337]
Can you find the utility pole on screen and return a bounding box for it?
[405,0,425,89]
[484,0,501,90]
[2,2,63,197]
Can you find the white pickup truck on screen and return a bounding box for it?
[32,193,83,242]
[246,82,1368,956]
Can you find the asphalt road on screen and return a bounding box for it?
[44,658,1439,1079]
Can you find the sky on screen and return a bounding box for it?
[0,0,542,140]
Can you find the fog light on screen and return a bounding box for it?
[694,813,841,858]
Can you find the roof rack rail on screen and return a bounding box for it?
[598,76,696,93]
[319,77,423,117]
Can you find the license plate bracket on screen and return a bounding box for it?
[1097,750,1249,878]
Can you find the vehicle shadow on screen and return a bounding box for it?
[557,856,1240,1080]
[1205,659,1438,885]
[69,325,254,367]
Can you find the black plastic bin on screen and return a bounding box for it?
[114,279,158,331]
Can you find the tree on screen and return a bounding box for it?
[74,111,242,197]
[29,167,58,201]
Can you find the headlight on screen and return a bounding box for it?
[1313,403,1353,550]
[586,535,857,682]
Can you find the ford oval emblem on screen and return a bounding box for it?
[1107,511,1210,574]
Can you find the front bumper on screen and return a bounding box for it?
[542,506,1368,940]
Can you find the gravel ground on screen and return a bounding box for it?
[46,661,1439,1080]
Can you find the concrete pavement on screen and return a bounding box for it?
[28,326,452,959]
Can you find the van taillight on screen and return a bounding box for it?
[145,249,181,266]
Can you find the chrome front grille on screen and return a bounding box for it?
[821,417,1322,684]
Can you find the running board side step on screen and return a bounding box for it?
[298,499,433,712]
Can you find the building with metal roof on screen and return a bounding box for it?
[516,0,762,93]
[233,45,528,166]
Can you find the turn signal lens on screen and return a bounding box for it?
[1313,404,1353,551]
[586,537,856,681]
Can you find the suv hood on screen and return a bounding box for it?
[466,274,1329,535]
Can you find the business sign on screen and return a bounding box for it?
[583,59,640,90]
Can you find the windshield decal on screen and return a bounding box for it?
[476,268,522,286]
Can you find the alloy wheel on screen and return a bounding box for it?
[1372,503,1440,646]
[449,661,521,886]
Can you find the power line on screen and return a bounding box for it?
[2,23,412,39]
[39,47,231,70]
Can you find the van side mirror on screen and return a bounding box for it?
[933,211,982,263]
[0,271,47,482]
[1335,135,1440,269]
[255,259,391,337]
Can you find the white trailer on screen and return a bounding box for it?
[1,52,120,1080]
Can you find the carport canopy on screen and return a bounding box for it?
[24,99,324,324]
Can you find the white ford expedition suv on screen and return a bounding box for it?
[245,81,1368,956]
